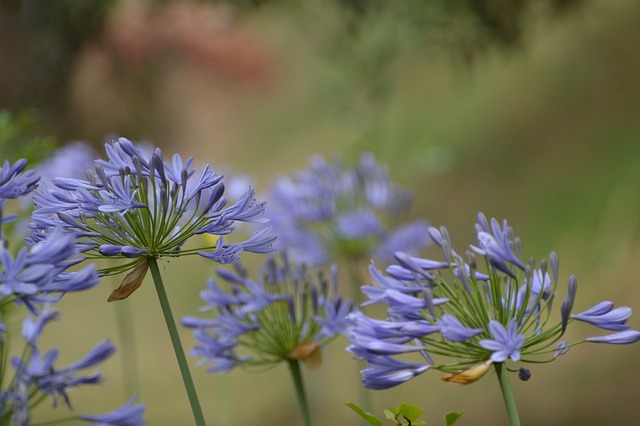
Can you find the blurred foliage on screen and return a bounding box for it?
[0,0,585,140]
[214,0,584,48]
[0,0,114,130]
[0,110,57,163]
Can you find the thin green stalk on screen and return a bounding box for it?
[345,259,373,424]
[218,374,231,426]
[287,359,312,426]
[114,292,139,398]
[32,417,79,426]
[345,259,366,304]
[495,362,521,426]
[148,258,206,426]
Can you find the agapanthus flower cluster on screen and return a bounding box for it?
[0,226,100,313]
[0,159,100,312]
[182,256,354,372]
[267,153,430,266]
[8,142,95,240]
[347,213,640,390]
[0,157,145,425]
[0,159,39,230]
[1,309,145,426]
[29,138,275,300]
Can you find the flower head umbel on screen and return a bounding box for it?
[267,153,430,266]
[0,226,100,313]
[0,159,99,313]
[29,137,275,300]
[182,255,354,372]
[347,212,640,390]
[0,308,146,425]
[0,157,145,424]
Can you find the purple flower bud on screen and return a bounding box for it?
[79,398,145,426]
[361,356,429,390]
[428,226,443,246]
[572,301,632,331]
[554,341,569,358]
[99,244,125,257]
[438,314,483,342]
[549,251,559,283]
[561,275,578,334]
[120,246,147,258]
[586,330,640,345]
[518,368,531,381]
[151,151,167,185]
[476,212,490,233]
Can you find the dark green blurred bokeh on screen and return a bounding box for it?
[1,0,639,424]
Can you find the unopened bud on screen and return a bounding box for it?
[442,360,492,385]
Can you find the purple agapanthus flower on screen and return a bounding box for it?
[0,156,141,424]
[0,227,99,313]
[346,213,640,390]
[470,216,525,278]
[182,256,354,372]
[19,343,111,406]
[10,314,117,409]
[29,137,275,299]
[0,159,40,201]
[0,159,40,229]
[479,319,525,362]
[266,153,431,266]
[0,308,140,425]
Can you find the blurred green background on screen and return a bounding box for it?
[1,0,640,424]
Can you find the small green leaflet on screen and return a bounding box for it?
[346,402,465,426]
[345,402,384,426]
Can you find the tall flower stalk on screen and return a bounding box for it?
[182,255,354,426]
[287,359,312,426]
[267,152,429,417]
[347,213,640,425]
[29,138,276,424]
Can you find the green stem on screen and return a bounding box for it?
[114,292,140,398]
[148,258,206,426]
[218,374,231,426]
[345,259,373,422]
[345,258,367,304]
[287,360,313,426]
[495,362,521,426]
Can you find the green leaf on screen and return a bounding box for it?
[345,402,385,426]
[384,408,398,421]
[444,411,465,426]
[398,402,425,422]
